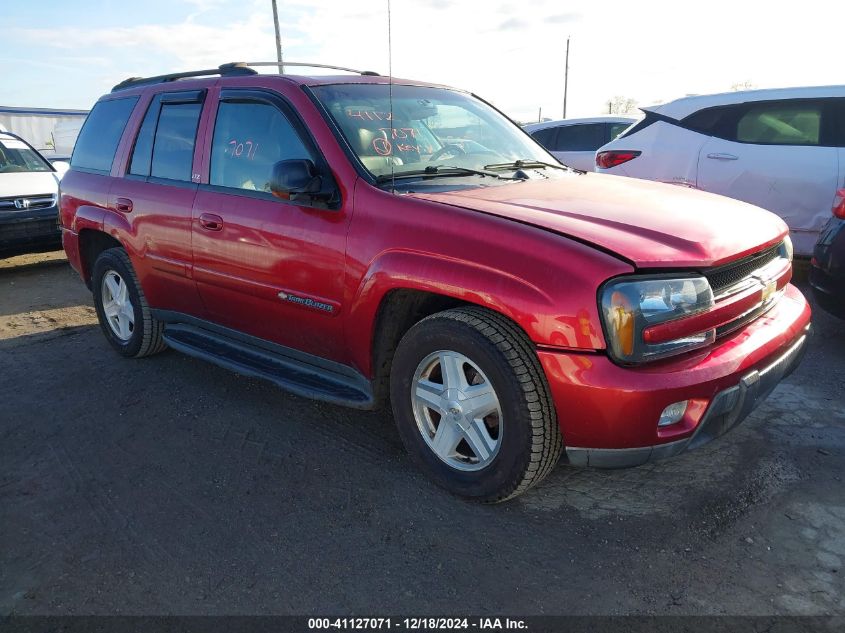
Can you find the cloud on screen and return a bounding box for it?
[497,17,529,31]
[4,0,842,122]
[418,0,451,8]
[11,11,279,74]
[548,12,582,23]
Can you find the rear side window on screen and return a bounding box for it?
[737,103,821,145]
[553,123,605,151]
[682,106,733,136]
[209,100,311,192]
[150,103,202,181]
[71,97,138,173]
[128,91,204,182]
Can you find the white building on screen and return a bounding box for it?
[0,106,89,157]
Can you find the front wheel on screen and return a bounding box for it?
[390,307,562,502]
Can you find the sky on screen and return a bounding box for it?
[2,0,843,122]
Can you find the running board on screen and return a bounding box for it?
[161,322,374,409]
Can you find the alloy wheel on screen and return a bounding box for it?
[101,270,135,341]
[411,350,503,471]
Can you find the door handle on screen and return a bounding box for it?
[115,197,133,213]
[199,213,223,231]
[706,153,739,160]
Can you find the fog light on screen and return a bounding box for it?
[658,401,689,427]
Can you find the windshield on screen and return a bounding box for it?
[0,137,52,173]
[311,84,557,181]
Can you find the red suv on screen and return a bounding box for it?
[61,63,811,501]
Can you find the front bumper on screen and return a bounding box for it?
[538,283,812,467]
[565,329,808,467]
[0,204,61,255]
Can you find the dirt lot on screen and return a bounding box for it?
[1,250,843,615]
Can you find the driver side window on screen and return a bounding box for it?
[210,100,311,192]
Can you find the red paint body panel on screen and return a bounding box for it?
[539,284,810,449]
[343,185,630,374]
[61,228,81,276]
[59,170,111,279]
[413,173,789,268]
[60,72,813,454]
[191,188,351,360]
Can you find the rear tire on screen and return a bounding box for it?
[390,306,561,502]
[92,247,166,358]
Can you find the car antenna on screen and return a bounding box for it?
[387,0,395,194]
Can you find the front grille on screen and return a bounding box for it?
[703,241,788,338]
[0,194,57,212]
[715,290,784,338]
[705,245,780,296]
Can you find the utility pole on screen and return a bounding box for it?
[562,36,570,119]
[271,0,284,74]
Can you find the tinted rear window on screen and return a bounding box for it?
[71,97,138,173]
[553,123,605,151]
[530,127,557,149]
[682,106,732,136]
[150,103,202,181]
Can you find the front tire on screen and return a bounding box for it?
[390,307,562,502]
[92,247,166,358]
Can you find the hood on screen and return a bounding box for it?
[0,171,59,199]
[410,173,788,268]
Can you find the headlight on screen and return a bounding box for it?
[600,275,715,364]
[780,235,793,263]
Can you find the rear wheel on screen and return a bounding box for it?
[390,307,562,502]
[92,247,166,358]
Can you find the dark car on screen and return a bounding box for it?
[0,132,62,257]
[809,189,845,318]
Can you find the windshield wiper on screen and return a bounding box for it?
[484,159,580,173]
[375,165,517,184]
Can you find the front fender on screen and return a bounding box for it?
[345,248,615,377]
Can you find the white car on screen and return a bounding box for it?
[524,116,636,171]
[0,132,62,256]
[595,85,845,256]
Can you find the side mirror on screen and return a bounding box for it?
[269,159,322,200]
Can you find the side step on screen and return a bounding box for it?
[162,323,374,409]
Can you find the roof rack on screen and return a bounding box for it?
[111,61,380,92]
[111,63,257,92]
[242,62,380,76]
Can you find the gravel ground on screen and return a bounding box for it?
[0,250,843,615]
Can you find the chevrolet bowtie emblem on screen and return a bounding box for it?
[761,279,777,302]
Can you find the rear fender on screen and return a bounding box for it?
[73,207,134,283]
